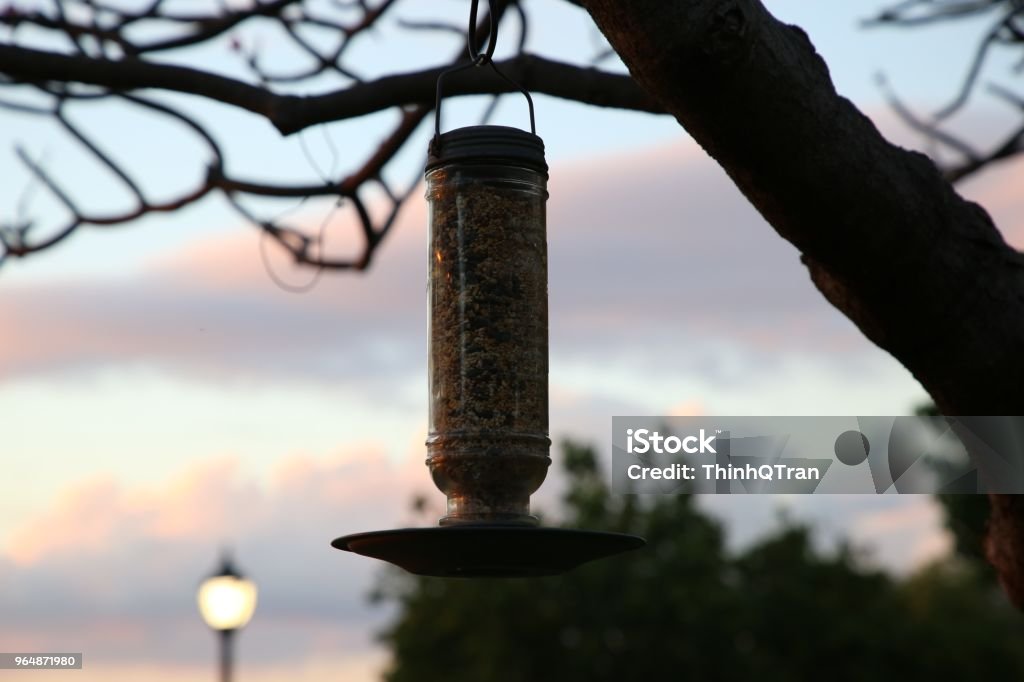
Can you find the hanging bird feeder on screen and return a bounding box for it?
[333,0,644,577]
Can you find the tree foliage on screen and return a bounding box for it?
[375,441,1024,682]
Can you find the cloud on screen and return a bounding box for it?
[957,157,1024,245]
[0,129,999,677]
[698,493,952,575]
[6,129,1005,391]
[848,496,954,571]
[547,142,854,356]
[0,242,426,384]
[0,438,956,677]
[0,445,434,668]
[16,654,387,682]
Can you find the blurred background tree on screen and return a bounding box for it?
[915,403,995,583]
[374,441,1024,681]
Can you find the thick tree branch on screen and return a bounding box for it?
[0,44,660,135]
[580,0,1024,409]
[580,0,1024,605]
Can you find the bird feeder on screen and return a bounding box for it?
[332,0,643,577]
[424,124,550,527]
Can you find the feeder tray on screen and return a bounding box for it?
[332,525,644,578]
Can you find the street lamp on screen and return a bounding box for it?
[197,553,257,682]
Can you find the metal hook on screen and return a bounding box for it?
[433,0,537,139]
[467,0,497,64]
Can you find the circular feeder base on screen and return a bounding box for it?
[332,525,645,578]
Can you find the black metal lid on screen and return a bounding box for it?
[426,125,547,174]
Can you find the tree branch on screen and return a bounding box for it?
[580,0,1024,606]
[1,0,306,55]
[0,44,661,135]
[581,0,1024,409]
[870,0,1024,176]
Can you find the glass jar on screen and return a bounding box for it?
[425,125,550,526]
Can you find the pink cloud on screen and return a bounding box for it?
[957,159,1024,248]
[665,399,706,417]
[8,477,128,565]
[5,445,428,567]
[15,655,385,682]
[0,135,950,386]
[849,496,954,573]
[853,496,946,535]
[0,444,437,670]
[147,197,428,305]
[0,128,1016,432]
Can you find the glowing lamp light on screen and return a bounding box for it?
[198,570,258,632]
[198,554,256,682]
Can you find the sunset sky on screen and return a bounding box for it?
[2,1,1023,680]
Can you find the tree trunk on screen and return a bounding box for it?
[580,0,1024,606]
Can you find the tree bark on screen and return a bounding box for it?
[579,0,1024,605]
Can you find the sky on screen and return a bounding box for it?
[2,1,1024,680]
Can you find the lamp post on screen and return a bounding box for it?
[197,554,257,682]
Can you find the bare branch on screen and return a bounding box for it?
[0,44,660,135]
[55,105,146,204]
[131,0,302,55]
[0,0,659,274]
[871,0,1024,179]
[865,0,1004,27]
